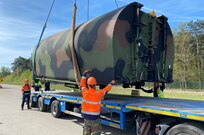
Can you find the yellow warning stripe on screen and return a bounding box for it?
[43,97,120,110]
[45,96,121,110]
[187,115,204,121]
[105,105,121,110]
[57,98,81,103]
[126,106,204,121]
[43,96,80,103]
[126,106,180,117]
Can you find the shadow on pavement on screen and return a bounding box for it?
[26,108,136,135]
[60,115,135,135]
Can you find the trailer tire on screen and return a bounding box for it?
[38,97,47,112]
[51,100,61,118]
[30,95,37,107]
[166,123,204,135]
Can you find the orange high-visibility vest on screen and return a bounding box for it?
[21,84,31,93]
[80,77,112,115]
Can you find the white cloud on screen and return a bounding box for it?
[0,15,40,50]
[0,47,32,67]
[0,8,66,68]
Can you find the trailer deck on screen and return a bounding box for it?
[32,91,204,130]
[126,97,204,122]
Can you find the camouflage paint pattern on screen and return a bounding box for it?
[33,2,174,87]
[83,119,101,135]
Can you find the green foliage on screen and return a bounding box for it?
[3,70,32,85]
[0,66,11,79]
[173,21,204,90]
[11,56,32,74]
[51,84,73,91]
[186,20,204,90]
[108,87,204,100]
[173,23,194,89]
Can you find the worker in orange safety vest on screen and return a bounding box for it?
[80,70,116,135]
[21,79,32,110]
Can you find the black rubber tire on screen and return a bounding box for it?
[51,100,62,118]
[166,123,204,135]
[30,95,37,108]
[38,97,47,112]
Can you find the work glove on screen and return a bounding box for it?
[83,70,90,76]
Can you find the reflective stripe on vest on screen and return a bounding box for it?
[22,85,31,92]
[157,88,164,98]
[23,90,31,95]
[24,90,30,92]
[82,99,101,105]
[81,110,100,115]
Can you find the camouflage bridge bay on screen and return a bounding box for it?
[32,2,174,88]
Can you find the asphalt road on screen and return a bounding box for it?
[0,84,133,135]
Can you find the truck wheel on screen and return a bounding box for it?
[38,97,47,112]
[166,123,204,135]
[30,95,37,107]
[51,100,62,118]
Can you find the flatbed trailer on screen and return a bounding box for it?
[31,91,204,135]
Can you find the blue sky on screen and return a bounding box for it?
[0,0,204,68]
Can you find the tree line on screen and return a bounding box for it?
[173,20,204,89]
[0,56,32,79]
[0,20,204,90]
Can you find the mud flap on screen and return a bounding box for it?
[135,115,152,135]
